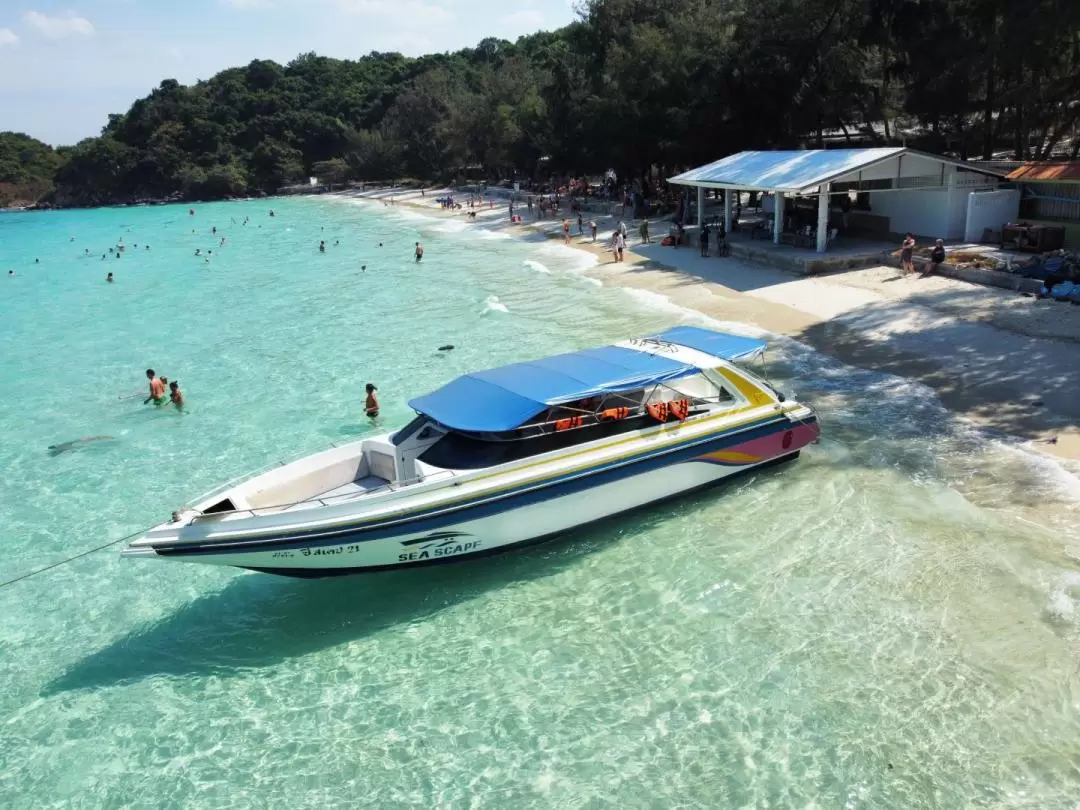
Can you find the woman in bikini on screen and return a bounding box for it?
[365,383,380,418]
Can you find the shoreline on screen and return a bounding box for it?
[334,187,1080,464]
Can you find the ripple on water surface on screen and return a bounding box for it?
[0,198,1079,808]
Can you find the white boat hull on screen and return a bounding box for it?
[129,418,816,576]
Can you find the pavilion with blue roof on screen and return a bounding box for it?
[669,148,1006,253]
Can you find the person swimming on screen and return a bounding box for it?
[361,264,367,272]
[144,369,167,405]
[319,241,326,253]
[365,383,379,418]
[169,380,184,408]
[414,242,424,262]
[107,272,114,283]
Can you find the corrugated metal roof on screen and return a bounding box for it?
[1006,162,1080,183]
[669,148,905,192]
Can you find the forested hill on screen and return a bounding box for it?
[16,0,1080,207]
[0,133,63,208]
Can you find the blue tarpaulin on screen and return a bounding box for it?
[409,328,769,433]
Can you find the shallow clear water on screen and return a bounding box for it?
[2,197,1079,808]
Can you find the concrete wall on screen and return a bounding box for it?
[964,188,1021,242]
[866,188,951,238]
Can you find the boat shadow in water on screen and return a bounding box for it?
[41,533,616,696]
[43,461,802,696]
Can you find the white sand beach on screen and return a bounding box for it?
[338,185,1080,462]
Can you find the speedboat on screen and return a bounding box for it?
[123,327,819,576]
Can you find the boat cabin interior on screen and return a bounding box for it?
[193,369,755,518]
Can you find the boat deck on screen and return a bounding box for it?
[280,475,390,513]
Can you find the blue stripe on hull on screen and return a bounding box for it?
[160,416,809,558]
[242,451,803,578]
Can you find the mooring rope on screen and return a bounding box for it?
[0,528,147,590]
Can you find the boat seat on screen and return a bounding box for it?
[321,476,389,501]
[366,449,397,483]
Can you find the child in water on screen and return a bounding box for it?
[365,383,379,418]
[169,380,184,409]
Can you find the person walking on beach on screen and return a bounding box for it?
[415,242,424,263]
[590,221,598,242]
[613,230,626,263]
[901,233,916,274]
[700,224,711,257]
[562,219,571,245]
[640,219,650,245]
[578,213,584,235]
[365,383,380,418]
[144,369,167,405]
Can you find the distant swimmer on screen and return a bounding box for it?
[84,248,90,255]
[70,236,75,242]
[144,369,167,405]
[319,241,326,253]
[7,270,13,276]
[212,226,217,235]
[269,209,275,217]
[169,380,184,408]
[35,258,39,264]
[107,272,114,283]
[415,242,424,263]
[146,245,150,250]
[195,249,201,256]
[189,208,195,216]
[438,345,454,352]
[334,240,339,246]
[361,265,367,272]
[48,436,115,457]
[379,242,383,247]
[365,383,380,418]
[220,237,226,247]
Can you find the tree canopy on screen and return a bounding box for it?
[0,132,64,207]
[7,0,1080,207]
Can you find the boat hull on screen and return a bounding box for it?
[141,419,818,576]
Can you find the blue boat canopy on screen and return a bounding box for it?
[409,328,768,433]
[648,326,766,361]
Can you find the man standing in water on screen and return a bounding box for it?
[415,242,424,263]
[143,369,167,405]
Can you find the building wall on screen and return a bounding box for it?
[964,188,1021,242]
[866,188,952,238]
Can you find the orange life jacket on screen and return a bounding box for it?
[554,416,583,431]
[669,399,690,421]
[646,402,670,423]
[598,406,629,421]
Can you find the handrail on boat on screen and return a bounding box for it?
[186,467,458,523]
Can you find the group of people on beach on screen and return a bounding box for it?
[144,369,183,409]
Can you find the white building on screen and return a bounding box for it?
[670,148,1014,252]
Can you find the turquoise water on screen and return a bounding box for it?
[2,197,1080,808]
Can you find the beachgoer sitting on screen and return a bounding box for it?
[923,239,945,277]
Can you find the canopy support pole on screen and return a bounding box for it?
[773,192,784,244]
[723,190,732,235]
[696,186,704,228]
[816,182,830,253]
